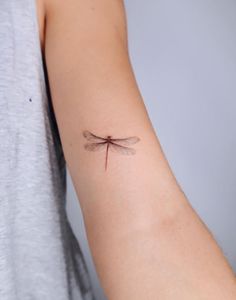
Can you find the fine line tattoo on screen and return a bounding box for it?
[83,130,140,171]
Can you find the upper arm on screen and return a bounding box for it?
[43,0,182,230]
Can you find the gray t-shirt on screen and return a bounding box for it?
[0,1,95,299]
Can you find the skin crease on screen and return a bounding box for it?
[36,0,236,299]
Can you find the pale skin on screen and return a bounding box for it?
[37,0,236,299]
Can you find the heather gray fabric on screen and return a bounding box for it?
[0,1,95,299]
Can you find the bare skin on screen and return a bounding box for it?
[36,0,236,299]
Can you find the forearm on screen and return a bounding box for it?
[86,198,236,300]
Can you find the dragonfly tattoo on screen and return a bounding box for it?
[83,130,140,171]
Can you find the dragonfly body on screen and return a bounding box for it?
[83,130,140,171]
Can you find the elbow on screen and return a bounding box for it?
[119,196,190,243]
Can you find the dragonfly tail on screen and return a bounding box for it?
[105,144,109,171]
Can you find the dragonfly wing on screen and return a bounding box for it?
[109,142,136,155]
[83,130,106,142]
[84,142,107,152]
[111,136,140,146]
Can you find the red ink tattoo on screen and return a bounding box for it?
[83,130,140,171]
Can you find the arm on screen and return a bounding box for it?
[43,0,236,298]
